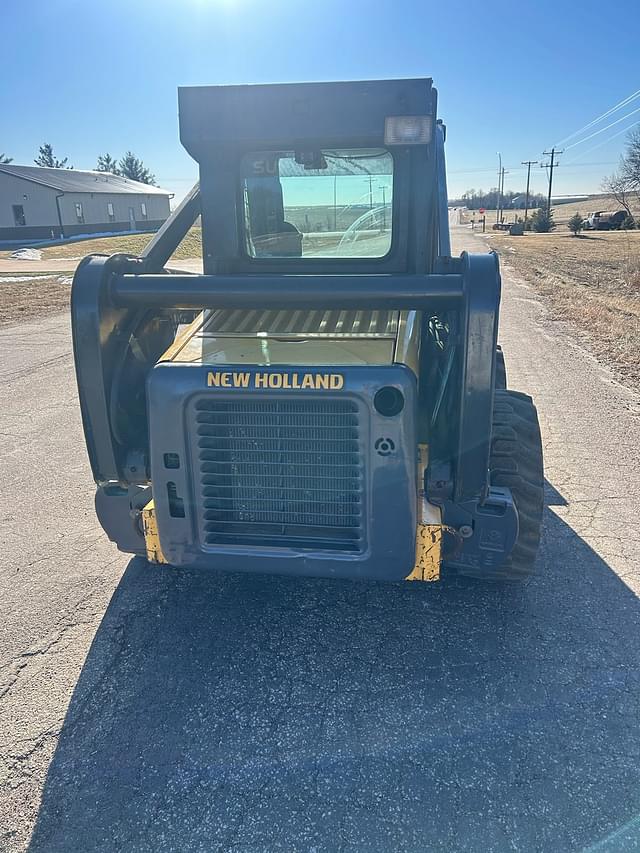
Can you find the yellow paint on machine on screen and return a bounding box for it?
[159,311,206,363]
[157,307,403,369]
[141,500,168,564]
[405,443,442,581]
[406,524,442,582]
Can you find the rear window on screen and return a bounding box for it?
[241,148,393,259]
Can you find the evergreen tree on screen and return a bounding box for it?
[0,152,12,164]
[34,143,71,169]
[531,207,555,233]
[118,151,156,185]
[95,153,120,174]
[568,212,584,236]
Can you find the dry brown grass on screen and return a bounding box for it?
[552,194,640,226]
[0,230,204,325]
[456,194,640,229]
[486,230,640,387]
[0,274,72,326]
[0,227,203,262]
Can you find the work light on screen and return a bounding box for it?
[384,115,433,145]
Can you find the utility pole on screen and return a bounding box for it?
[521,160,538,222]
[381,185,387,230]
[495,167,508,223]
[542,148,562,213]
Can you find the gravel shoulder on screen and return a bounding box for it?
[0,259,202,326]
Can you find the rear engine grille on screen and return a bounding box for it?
[194,398,364,552]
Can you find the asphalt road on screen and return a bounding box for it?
[1,226,640,852]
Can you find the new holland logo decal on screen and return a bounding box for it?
[207,371,345,390]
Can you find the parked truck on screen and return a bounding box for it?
[584,210,627,230]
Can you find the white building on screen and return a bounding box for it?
[0,165,172,244]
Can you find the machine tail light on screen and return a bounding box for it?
[384,115,433,145]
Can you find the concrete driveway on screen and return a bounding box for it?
[1,227,640,852]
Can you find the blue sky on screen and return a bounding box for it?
[2,0,638,202]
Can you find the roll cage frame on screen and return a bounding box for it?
[71,79,508,564]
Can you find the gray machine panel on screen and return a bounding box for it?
[147,363,417,581]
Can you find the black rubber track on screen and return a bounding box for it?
[456,390,545,581]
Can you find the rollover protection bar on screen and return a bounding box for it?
[110,273,464,311]
[72,251,499,503]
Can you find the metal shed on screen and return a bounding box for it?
[0,165,172,244]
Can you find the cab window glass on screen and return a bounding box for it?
[241,149,393,258]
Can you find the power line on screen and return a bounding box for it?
[555,87,640,147]
[564,106,640,150]
[448,166,521,175]
[447,160,617,176]
[564,121,640,165]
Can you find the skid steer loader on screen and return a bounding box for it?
[72,78,544,582]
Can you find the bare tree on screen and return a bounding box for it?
[621,127,640,200]
[601,168,634,217]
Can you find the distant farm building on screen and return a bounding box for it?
[0,165,171,244]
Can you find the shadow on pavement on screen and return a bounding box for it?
[29,481,640,852]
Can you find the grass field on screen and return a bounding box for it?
[0,230,205,325]
[2,215,639,393]
[0,224,390,323]
[0,222,385,262]
[0,273,73,325]
[457,194,640,230]
[552,194,640,224]
[485,229,640,386]
[0,227,204,262]
[0,229,205,325]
